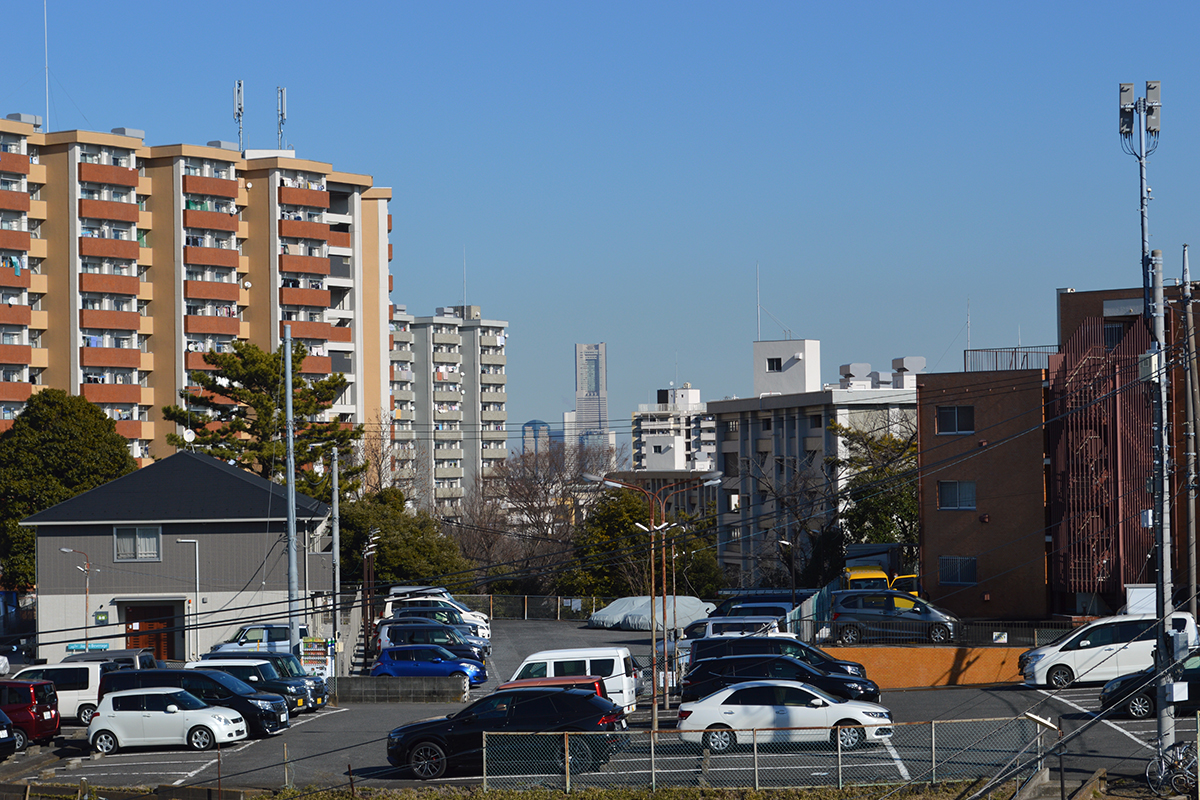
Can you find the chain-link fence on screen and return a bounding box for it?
[457,595,619,622]
[481,717,1044,790]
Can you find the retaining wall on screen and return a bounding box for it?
[824,645,1025,688]
[332,675,469,703]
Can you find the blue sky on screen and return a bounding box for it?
[7,2,1200,448]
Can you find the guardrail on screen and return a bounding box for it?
[480,716,1044,790]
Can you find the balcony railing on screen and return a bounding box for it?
[964,345,1058,372]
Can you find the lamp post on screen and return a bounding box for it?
[59,548,91,650]
[176,539,199,659]
[779,539,796,632]
[583,470,722,729]
[362,528,380,659]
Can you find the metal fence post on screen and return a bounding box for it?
[650,729,656,791]
[524,595,528,620]
[931,719,936,784]
[558,597,562,621]
[564,732,570,793]
[753,729,759,790]
[482,732,488,791]
[836,722,844,789]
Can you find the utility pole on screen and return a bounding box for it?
[332,447,341,677]
[285,326,301,655]
[1182,247,1199,620]
[1119,82,1160,316]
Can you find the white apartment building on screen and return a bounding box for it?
[631,383,717,472]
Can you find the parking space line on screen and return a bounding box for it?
[884,740,910,780]
[1038,690,1152,750]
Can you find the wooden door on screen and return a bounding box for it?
[124,605,176,661]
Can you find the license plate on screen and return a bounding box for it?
[620,719,627,729]
[279,713,286,722]
[297,699,304,706]
[42,711,51,719]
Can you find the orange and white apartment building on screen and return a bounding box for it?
[0,112,396,463]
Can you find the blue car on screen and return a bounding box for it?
[371,645,487,686]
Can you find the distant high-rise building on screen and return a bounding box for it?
[574,343,607,433]
[522,419,550,455]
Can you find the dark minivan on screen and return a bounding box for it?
[688,636,866,678]
[99,668,289,738]
[198,651,328,712]
[680,654,880,703]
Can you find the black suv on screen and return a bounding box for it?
[198,651,328,712]
[688,636,866,678]
[189,660,312,715]
[387,687,627,779]
[680,654,879,703]
[377,621,487,663]
[98,668,289,737]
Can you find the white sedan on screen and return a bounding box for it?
[88,687,248,754]
[676,680,893,752]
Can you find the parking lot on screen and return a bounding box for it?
[0,620,1190,791]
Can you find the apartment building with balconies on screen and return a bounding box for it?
[631,383,717,472]
[409,305,507,519]
[0,113,392,462]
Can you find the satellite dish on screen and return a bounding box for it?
[182,429,196,444]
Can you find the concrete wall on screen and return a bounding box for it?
[826,645,1024,689]
[333,675,469,703]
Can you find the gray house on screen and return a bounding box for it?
[22,451,332,664]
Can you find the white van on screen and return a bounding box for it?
[1020,612,1198,688]
[14,661,119,724]
[510,647,637,713]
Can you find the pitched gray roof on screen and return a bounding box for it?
[21,451,329,526]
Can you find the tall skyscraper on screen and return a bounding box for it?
[573,343,607,433]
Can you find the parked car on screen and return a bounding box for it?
[827,590,960,644]
[0,709,20,760]
[99,668,289,738]
[14,661,118,724]
[680,655,880,704]
[677,680,893,752]
[386,687,627,779]
[197,651,328,711]
[688,636,866,678]
[710,592,813,618]
[726,603,794,621]
[376,620,489,661]
[208,623,310,656]
[87,687,247,754]
[1100,649,1200,717]
[496,675,610,700]
[371,645,487,686]
[391,608,487,640]
[185,660,312,715]
[395,597,491,637]
[510,647,638,714]
[62,648,158,670]
[1021,612,1197,689]
[0,680,59,750]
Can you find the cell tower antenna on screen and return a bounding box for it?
[756,262,761,341]
[43,0,49,131]
[233,80,244,152]
[277,87,287,150]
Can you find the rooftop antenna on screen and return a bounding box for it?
[233,80,244,152]
[463,245,467,312]
[756,262,761,341]
[43,0,49,131]
[966,296,970,352]
[277,86,287,150]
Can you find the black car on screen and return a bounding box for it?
[99,668,289,738]
[386,687,627,780]
[688,636,867,678]
[376,621,488,663]
[710,592,814,618]
[198,651,329,712]
[828,590,960,644]
[1100,651,1200,718]
[0,708,18,760]
[680,655,880,703]
[191,660,313,715]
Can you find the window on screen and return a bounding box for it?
[761,419,772,431]
[939,555,977,585]
[766,357,782,372]
[114,526,160,561]
[937,480,976,510]
[937,406,975,435]
[809,414,822,429]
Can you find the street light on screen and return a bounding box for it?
[59,548,91,650]
[176,539,199,659]
[363,528,381,656]
[779,539,796,631]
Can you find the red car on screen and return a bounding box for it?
[0,680,59,750]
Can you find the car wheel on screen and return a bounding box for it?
[409,740,448,780]
[78,704,97,726]
[928,623,951,644]
[1047,665,1073,689]
[92,730,118,755]
[188,726,215,751]
[450,672,467,681]
[839,625,862,645]
[12,728,26,751]
[703,725,736,753]
[833,720,865,750]
[1126,693,1154,719]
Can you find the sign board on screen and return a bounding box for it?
[66,642,110,652]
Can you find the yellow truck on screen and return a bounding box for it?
[842,565,921,596]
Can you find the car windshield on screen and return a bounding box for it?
[430,646,457,660]
[168,690,208,710]
[224,627,253,643]
[205,669,256,695]
[805,684,847,705]
[273,655,306,678]
[256,662,281,680]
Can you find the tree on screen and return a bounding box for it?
[161,341,363,502]
[828,414,919,559]
[0,390,137,589]
[340,487,474,592]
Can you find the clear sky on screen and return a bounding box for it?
[7,2,1200,449]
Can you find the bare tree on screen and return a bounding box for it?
[348,410,434,509]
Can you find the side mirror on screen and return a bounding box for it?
[809,699,826,708]
[1080,640,1091,648]
[248,675,259,682]
[165,704,178,714]
[432,658,444,663]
